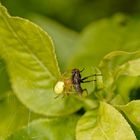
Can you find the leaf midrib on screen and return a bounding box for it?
[1,12,55,79]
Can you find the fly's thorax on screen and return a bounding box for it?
[73,83,83,93]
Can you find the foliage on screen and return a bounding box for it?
[0,2,140,140]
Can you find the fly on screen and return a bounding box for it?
[72,68,101,96]
[54,68,101,97]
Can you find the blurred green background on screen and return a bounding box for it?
[1,0,140,71]
[1,0,140,31]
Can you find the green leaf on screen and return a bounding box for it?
[76,102,136,140]
[99,51,138,72]
[98,51,140,102]
[6,115,79,140]
[0,91,40,139]
[111,76,140,104]
[118,100,140,129]
[28,14,79,70]
[131,125,140,140]
[99,51,140,85]
[118,58,140,76]
[0,4,82,116]
[0,58,11,99]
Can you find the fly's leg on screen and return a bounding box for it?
[81,79,96,83]
[81,74,102,81]
[80,68,85,72]
[77,91,82,97]
[77,89,88,97]
[82,89,88,96]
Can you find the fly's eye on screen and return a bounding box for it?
[54,81,65,94]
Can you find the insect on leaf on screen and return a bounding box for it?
[0,4,82,116]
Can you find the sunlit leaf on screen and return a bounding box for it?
[6,115,79,140]
[28,14,79,70]
[99,51,138,74]
[0,4,82,116]
[118,100,140,129]
[98,51,140,102]
[98,50,140,84]
[118,58,140,76]
[76,102,136,140]
[0,58,11,99]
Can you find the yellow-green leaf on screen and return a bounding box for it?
[0,91,39,139]
[0,4,82,116]
[6,115,79,140]
[76,102,136,140]
[119,58,140,76]
[28,14,79,70]
[118,100,140,129]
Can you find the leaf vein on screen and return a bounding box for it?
[1,13,55,79]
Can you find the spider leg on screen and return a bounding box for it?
[54,94,61,99]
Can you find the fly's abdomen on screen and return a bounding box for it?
[73,84,83,94]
